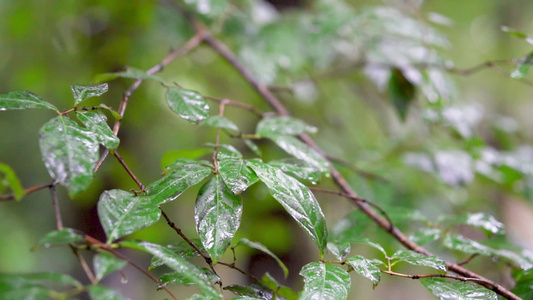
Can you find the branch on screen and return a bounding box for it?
[205,96,264,117]
[0,182,53,201]
[381,270,495,287]
[202,32,520,300]
[113,150,145,193]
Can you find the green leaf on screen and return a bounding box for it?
[224,284,272,299]
[409,228,441,245]
[202,116,240,133]
[260,273,298,300]
[247,160,328,257]
[512,268,533,299]
[166,87,210,124]
[388,68,415,121]
[0,273,82,295]
[136,241,222,299]
[98,190,161,242]
[39,116,99,196]
[346,255,382,287]
[97,104,122,121]
[501,26,533,44]
[88,285,126,300]
[93,66,164,83]
[353,238,388,258]
[420,278,497,300]
[263,134,329,173]
[326,241,351,261]
[70,83,108,105]
[0,90,58,112]
[455,213,505,235]
[299,262,350,300]
[237,238,289,278]
[0,162,24,201]
[159,268,219,288]
[256,116,317,136]
[35,228,84,248]
[93,252,127,281]
[391,250,447,272]
[146,158,212,204]
[268,159,322,184]
[511,52,533,79]
[77,111,120,149]
[218,155,258,195]
[160,149,212,169]
[149,239,206,270]
[195,175,242,263]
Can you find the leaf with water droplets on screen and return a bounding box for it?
[0,162,24,201]
[88,285,126,300]
[166,87,210,124]
[35,228,84,249]
[268,158,322,184]
[346,255,382,287]
[202,116,239,133]
[256,116,317,136]
[195,175,242,263]
[446,213,505,235]
[149,239,206,271]
[146,158,212,204]
[93,252,127,281]
[39,116,99,196]
[299,262,350,300]
[70,83,108,105]
[77,111,119,149]
[224,284,273,299]
[421,278,497,300]
[218,155,258,195]
[159,268,219,288]
[327,241,351,261]
[237,238,289,278]
[247,160,328,257]
[0,90,58,112]
[391,250,447,272]
[98,190,160,243]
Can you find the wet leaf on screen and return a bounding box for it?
[346,255,382,287]
[256,116,317,136]
[93,252,127,281]
[409,228,441,245]
[224,284,273,299]
[149,239,206,270]
[93,66,164,83]
[327,241,351,261]
[261,273,298,300]
[391,250,447,272]
[237,238,289,278]
[299,262,350,300]
[195,175,242,263]
[70,83,108,105]
[159,268,219,288]
[98,190,160,242]
[421,278,497,300]
[449,213,505,235]
[39,116,99,196]
[166,87,210,124]
[512,268,533,299]
[202,116,239,133]
[0,273,82,296]
[388,68,415,121]
[160,149,211,169]
[88,285,126,300]
[77,111,120,149]
[97,104,121,120]
[0,162,24,201]
[218,155,258,195]
[0,90,58,112]
[263,134,329,173]
[136,242,222,299]
[268,159,322,184]
[510,52,533,79]
[247,160,328,257]
[35,228,84,248]
[146,158,212,204]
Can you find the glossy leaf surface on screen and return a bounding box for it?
[195,175,242,263]
[35,228,84,248]
[256,116,317,136]
[248,160,328,256]
[391,250,447,272]
[346,255,382,287]
[98,190,160,242]
[70,83,108,105]
[202,116,239,133]
[218,154,258,195]
[39,116,99,196]
[0,90,58,111]
[512,268,533,299]
[93,252,127,281]
[166,87,210,124]
[160,268,218,288]
[88,285,126,300]
[149,239,206,271]
[326,241,351,261]
[261,273,298,300]
[224,284,272,299]
[146,158,212,204]
[0,162,24,201]
[264,135,329,174]
[268,159,322,184]
[237,238,289,278]
[299,262,350,300]
[421,278,497,300]
[77,111,119,149]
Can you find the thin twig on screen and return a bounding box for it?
[59,106,101,116]
[218,261,259,282]
[205,96,264,117]
[0,182,53,201]
[49,183,63,230]
[456,254,479,266]
[381,270,494,286]
[84,235,177,300]
[202,32,520,300]
[113,151,145,193]
[94,32,207,172]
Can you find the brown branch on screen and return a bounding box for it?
[94,32,207,172]
[84,235,177,300]
[59,106,101,116]
[0,182,53,201]
[113,151,145,193]
[381,270,495,287]
[49,184,63,231]
[203,32,520,300]
[205,96,264,117]
[327,156,389,184]
[456,254,479,266]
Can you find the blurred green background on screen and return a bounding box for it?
[1,0,533,299]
